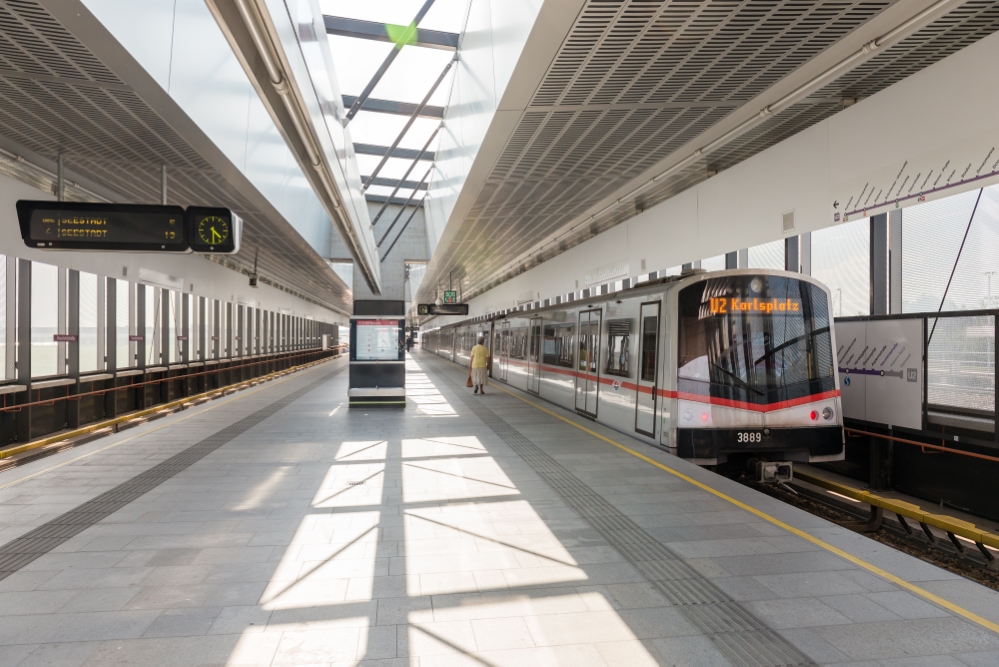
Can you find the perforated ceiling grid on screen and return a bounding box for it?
[422,0,999,305]
[0,0,349,312]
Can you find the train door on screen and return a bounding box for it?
[574,309,601,416]
[526,318,542,395]
[635,302,660,437]
[498,320,510,382]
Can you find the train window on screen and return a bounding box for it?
[640,316,657,383]
[510,328,527,359]
[606,319,631,377]
[678,275,834,405]
[543,324,575,367]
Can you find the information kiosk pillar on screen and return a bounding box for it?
[348,300,406,407]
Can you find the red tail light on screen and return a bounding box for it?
[809,410,818,421]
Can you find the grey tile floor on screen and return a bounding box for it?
[0,353,996,666]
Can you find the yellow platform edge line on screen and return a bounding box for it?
[488,380,999,636]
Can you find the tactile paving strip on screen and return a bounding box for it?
[430,365,814,667]
[0,365,343,581]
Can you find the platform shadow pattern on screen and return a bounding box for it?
[428,365,815,667]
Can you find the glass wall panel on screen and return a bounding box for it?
[31,262,59,377]
[116,279,129,369]
[167,291,179,363]
[0,256,6,376]
[812,217,870,317]
[145,286,158,365]
[79,273,99,373]
[747,240,784,270]
[221,304,230,357]
[700,255,726,271]
[902,185,999,313]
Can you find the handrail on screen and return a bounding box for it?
[845,428,999,464]
[0,352,340,461]
[0,345,346,413]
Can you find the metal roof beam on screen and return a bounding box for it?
[324,16,458,51]
[362,176,429,190]
[343,95,444,118]
[353,143,436,161]
[365,193,426,206]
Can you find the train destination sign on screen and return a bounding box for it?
[16,201,241,254]
[418,303,469,316]
[708,297,801,316]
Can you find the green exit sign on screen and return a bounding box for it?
[443,290,458,304]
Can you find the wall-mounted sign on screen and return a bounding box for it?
[52,334,78,342]
[16,201,241,254]
[129,335,145,342]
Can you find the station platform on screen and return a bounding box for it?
[0,352,997,666]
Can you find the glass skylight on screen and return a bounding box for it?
[319,0,468,208]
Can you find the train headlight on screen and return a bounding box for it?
[822,406,834,421]
[683,410,693,422]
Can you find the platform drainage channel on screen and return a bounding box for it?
[429,365,814,667]
[0,365,343,580]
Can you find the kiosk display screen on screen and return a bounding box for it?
[352,319,403,361]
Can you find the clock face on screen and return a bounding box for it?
[197,215,229,247]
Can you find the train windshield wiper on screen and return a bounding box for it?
[712,363,765,396]
[753,326,829,366]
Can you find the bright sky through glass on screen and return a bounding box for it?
[319,0,469,205]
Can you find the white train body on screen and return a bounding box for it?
[423,269,844,466]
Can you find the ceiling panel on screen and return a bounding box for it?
[419,0,999,304]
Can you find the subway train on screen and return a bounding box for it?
[422,269,844,472]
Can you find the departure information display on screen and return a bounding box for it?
[17,201,188,251]
[16,201,241,254]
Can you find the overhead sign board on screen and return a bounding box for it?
[418,303,469,316]
[16,201,241,254]
[442,290,458,304]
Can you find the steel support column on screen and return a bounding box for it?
[870,213,889,316]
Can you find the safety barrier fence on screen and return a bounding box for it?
[828,308,999,522]
[0,345,346,449]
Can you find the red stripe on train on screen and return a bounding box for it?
[489,356,839,411]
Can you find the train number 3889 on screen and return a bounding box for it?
[736,432,763,443]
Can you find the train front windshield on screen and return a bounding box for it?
[677,275,835,406]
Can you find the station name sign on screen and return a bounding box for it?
[16,201,241,254]
[418,303,468,316]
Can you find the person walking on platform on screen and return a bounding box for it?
[469,336,489,394]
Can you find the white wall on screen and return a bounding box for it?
[433,28,999,325]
